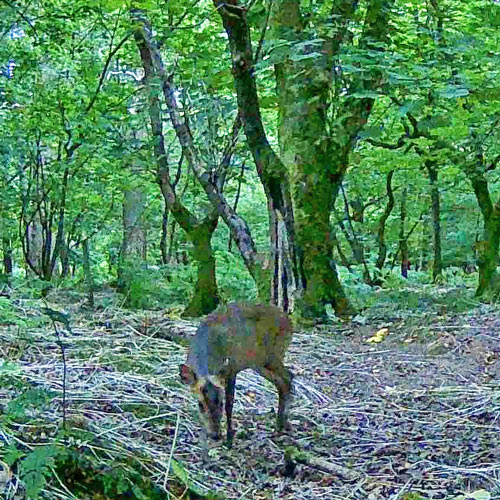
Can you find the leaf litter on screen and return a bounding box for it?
[1,293,499,499]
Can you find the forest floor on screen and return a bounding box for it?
[1,285,500,500]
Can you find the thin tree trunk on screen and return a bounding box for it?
[399,187,410,278]
[167,219,177,264]
[425,161,442,281]
[3,237,13,276]
[374,170,395,282]
[82,237,95,307]
[332,232,352,271]
[340,185,373,285]
[228,162,245,252]
[161,203,169,264]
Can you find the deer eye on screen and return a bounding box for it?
[198,401,205,413]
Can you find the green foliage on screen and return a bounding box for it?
[0,297,27,326]
[51,448,167,500]
[119,262,195,310]
[19,445,58,499]
[215,250,256,302]
[6,388,53,421]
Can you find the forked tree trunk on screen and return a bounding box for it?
[135,20,220,315]
[134,11,272,303]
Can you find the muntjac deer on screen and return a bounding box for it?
[179,303,293,452]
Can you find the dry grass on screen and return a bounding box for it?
[1,294,500,499]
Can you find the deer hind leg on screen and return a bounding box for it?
[257,364,293,432]
[225,374,236,447]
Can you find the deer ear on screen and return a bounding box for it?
[179,364,197,385]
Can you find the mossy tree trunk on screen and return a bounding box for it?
[183,218,220,317]
[213,0,395,318]
[465,165,500,299]
[269,0,394,317]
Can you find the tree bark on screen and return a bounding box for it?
[2,237,13,276]
[160,202,169,265]
[270,0,395,317]
[118,171,147,291]
[228,161,245,253]
[399,187,410,278]
[465,166,500,299]
[425,160,443,281]
[375,170,395,280]
[82,237,95,307]
[183,218,220,317]
[339,185,373,285]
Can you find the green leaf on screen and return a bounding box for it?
[132,484,148,500]
[170,459,188,484]
[358,126,383,139]
[20,445,58,499]
[440,86,470,99]
[3,444,24,466]
[0,359,21,375]
[350,91,380,99]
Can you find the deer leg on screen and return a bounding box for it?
[225,374,236,447]
[257,364,293,432]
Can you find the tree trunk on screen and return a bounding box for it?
[183,219,220,317]
[118,176,147,290]
[271,4,354,318]
[465,166,500,299]
[399,187,410,278]
[339,185,373,285]
[332,232,352,271]
[82,237,95,307]
[476,214,500,298]
[270,0,394,317]
[160,203,169,264]
[134,20,221,315]
[425,161,442,281]
[417,214,429,271]
[374,170,395,282]
[26,218,44,276]
[2,237,13,276]
[167,219,177,265]
[228,161,245,253]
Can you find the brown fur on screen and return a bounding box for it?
[180,303,293,450]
